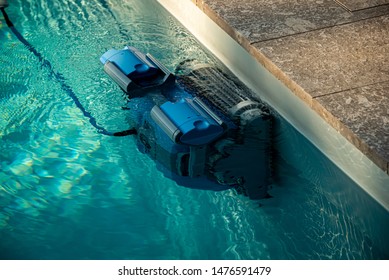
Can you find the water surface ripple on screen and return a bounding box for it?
[0,0,388,260]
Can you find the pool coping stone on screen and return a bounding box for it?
[192,0,389,175]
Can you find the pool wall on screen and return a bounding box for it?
[157,0,389,254]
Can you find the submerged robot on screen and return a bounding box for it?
[100,46,273,199]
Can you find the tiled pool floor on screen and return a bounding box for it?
[192,0,389,174]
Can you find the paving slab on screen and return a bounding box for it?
[194,0,389,173]
[255,15,389,97]
[315,82,389,171]
[335,0,389,11]
[200,0,389,42]
[254,14,389,173]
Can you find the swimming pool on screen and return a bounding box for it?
[0,0,388,259]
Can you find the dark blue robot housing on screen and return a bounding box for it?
[100,46,175,94]
[101,46,273,199]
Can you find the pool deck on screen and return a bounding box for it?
[191,0,389,175]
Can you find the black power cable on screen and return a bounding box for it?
[1,6,136,137]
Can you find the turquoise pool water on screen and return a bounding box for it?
[1,0,388,260]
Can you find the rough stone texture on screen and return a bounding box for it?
[335,0,389,11]
[315,82,389,171]
[253,15,389,172]
[255,15,389,97]
[195,0,389,173]
[201,0,389,42]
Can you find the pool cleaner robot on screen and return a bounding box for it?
[101,46,273,199]
[1,1,272,198]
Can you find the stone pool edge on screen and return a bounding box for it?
[157,0,389,211]
[190,0,388,175]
